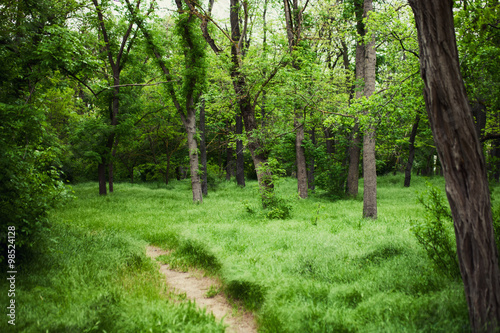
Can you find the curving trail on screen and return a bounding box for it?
[146,246,258,333]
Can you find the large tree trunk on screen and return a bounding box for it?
[409,1,500,331]
[404,112,421,187]
[235,114,245,186]
[362,0,377,219]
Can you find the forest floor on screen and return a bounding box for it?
[146,245,257,333]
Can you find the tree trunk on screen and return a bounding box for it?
[347,1,365,198]
[199,98,208,196]
[226,146,234,181]
[404,112,421,187]
[230,0,273,201]
[235,114,245,186]
[182,107,203,203]
[295,111,308,198]
[409,1,500,331]
[308,127,316,192]
[324,126,335,156]
[98,162,107,195]
[362,0,377,219]
[347,123,361,197]
[165,154,171,185]
[492,139,500,182]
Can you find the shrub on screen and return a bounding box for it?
[410,184,460,279]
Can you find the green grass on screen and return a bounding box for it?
[0,222,225,332]
[3,174,476,332]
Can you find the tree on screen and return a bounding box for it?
[360,0,377,218]
[91,0,142,195]
[409,0,500,331]
[0,0,77,255]
[126,0,205,203]
[283,0,310,199]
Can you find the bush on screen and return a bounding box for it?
[410,184,460,279]
[0,104,73,263]
[315,162,347,199]
[263,194,293,219]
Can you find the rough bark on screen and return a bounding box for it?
[404,112,421,187]
[362,0,377,219]
[409,1,500,331]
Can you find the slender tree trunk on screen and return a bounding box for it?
[98,162,107,195]
[347,2,365,198]
[295,111,308,198]
[182,107,203,203]
[404,112,421,187]
[235,114,245,186]
[165,154,171,185]
[324,126,335,156]
[283,0,308,199]
[308,127,316,192]
[230,0,273,201]
[199,98,208,196]
[362,0,377,219]
[409,1,500,331]
[226,146,234,181]
[347,123,361,197]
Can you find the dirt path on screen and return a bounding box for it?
[146,245,258,333]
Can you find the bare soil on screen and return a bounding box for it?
[146,245,258,333]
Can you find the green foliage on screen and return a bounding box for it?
[411,183,460,279]
[0,103,73,259]
[264,194,294,220]
[256,158,294,219]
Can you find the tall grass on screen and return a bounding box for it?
[0,221,225,332]
[4,174,475,332]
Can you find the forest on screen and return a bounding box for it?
[1,0,500,332]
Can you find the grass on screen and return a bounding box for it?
[2,174,476,332]
[0,222,225,332]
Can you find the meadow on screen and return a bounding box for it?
[1,174,485,332]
